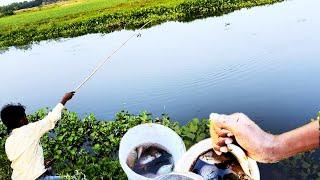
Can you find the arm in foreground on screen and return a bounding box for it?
[210,113,320,163]
[36,92,75,136]
[274,120,319,162]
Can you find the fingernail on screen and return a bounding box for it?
[214,150,222,155]
[225,138,233,144]
[227,132,233,137]
[220,146,228,153]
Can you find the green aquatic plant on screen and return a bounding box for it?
[0,121,11,180]
[0,0,284,49]
[0,109,209,179]
[0,109,318,179]
[279,151,320,179]
[278,113,320,180]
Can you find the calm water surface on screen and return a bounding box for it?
[1,0,319,131]
[0,0,319,177]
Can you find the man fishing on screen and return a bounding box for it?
[1,92,75,180]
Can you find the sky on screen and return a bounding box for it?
[0,0,31,6]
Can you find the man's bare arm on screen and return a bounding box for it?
[210,113,320,163]
[273,120,319,162]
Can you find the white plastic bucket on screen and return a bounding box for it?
[175,138,260,180]
[155,172,203,180]
[119,123,186,180]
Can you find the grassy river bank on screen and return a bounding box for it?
[0,0,284,49]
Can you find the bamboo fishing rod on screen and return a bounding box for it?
[73,21,151,92]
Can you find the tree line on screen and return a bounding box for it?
[0,0,60,17]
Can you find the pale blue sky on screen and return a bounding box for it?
[0,0,31,6]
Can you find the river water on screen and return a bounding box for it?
[0,0,319,178]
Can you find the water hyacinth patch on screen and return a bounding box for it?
[0,0,284,49]
[0,110,319,179]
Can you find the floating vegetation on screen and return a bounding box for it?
[0,0,284,49]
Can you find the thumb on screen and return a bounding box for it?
[209,113,227,141]
[209,113,222,133]
[209,113,223,155]
[210,113,235,132]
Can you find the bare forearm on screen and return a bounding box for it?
[272,120,319,162]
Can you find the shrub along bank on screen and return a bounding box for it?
[0,109,210,179]
[0,0,284,49]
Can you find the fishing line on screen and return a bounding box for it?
[73,21,151,92]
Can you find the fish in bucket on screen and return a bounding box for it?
[119,122,260,180]
[119,123,186,180]
[174,139,260,180]
[174,117,260,180]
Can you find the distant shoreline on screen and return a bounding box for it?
[0,0,284,49]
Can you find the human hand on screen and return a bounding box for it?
[60,92,75,105]
[209,113,278,163]
[44,158,55,168]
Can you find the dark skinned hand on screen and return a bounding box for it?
[60,92,75,105]
[44,159,55,168]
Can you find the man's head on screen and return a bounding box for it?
[0,104,28,132]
